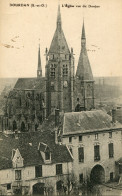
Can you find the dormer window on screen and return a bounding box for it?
[45,148,51,161]
[38,142,51,163]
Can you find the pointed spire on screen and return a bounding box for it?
[57,4,62,30]
[82,20,86,39]
[76,21,93,81]
[37,43,42,78]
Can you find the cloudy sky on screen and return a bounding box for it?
[0,0,122,78]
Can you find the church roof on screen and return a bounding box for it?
[76,52,94,81]
[63,110,122,136]
[76,22,94,81]
[14,77,45,91]
[0,130,73,170]
[49,5,70,54]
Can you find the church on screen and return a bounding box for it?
[1,5,95,132]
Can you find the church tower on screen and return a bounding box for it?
[37,44,42,78]
[45,5,75,116]
[75,21,95,111]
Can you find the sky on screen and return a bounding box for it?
[0,0,122,78]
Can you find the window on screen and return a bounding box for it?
[63,64,68,76]
[56,164,62,175]
[109,132,112,138]
[95,133,98,140]
[79,135,82,142]
[69,137,72,143]
[110,172,113,181]
[94,145,100,161]
[50,64,55,77]
[35,165,42,178]
[45,150,50,161]
[15,170,21,180]
[78,147,84,162]
[79,174,83,183]
[7,184,11,190]
[109,143,114,158]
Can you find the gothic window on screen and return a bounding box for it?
[94,145,100,161]
[63,64,68,76]
[50,64,55,77]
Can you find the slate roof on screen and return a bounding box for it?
[0,130,73,170]
[14,77,45,91]
[63,110,122,135]
[49,5,70,54]
[76,51,94,81]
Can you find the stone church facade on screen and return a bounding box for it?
[1,5,95,132]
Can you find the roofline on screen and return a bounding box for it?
[63,127,122,137]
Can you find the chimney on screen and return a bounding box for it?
[55,109,60,127]
[112,109,116,123]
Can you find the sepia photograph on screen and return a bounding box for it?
[0,0,122,195]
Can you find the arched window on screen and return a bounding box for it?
[13,120,17,131]
[63,64,68,76]
[21,122,26,132]
[50,64,55,77]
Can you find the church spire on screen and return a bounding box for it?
[37,44,42,78]
[82,20,86,39]
[48,4,70,54]
[76,21,93,81]
[57,4,62,31]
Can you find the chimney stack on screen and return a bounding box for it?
[112,109,116,123]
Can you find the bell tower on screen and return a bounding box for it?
[45,5,75,116]
[75,21,95,111]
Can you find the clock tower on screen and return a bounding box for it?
[45,5,75,116]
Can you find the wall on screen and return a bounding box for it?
[0,162,73,195]
[62,129,122,184]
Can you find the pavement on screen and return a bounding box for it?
[96,183,122,196]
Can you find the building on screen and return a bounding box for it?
[1,5,95,132]
[0,130,73,195]
[61,110,122,184]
